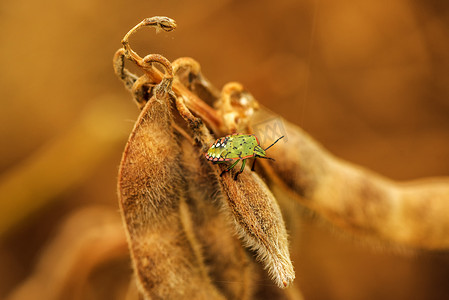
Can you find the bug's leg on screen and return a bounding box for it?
[234,159,247,180]
[220,160,240,177]
[250,155,274,172]
[258,156,275,161]
[251,157,257,171]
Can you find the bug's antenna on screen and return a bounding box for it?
[264,136,284,151]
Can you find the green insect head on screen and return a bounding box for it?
[253,145,266,157]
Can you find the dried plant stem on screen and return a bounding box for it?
[113,17,222,133]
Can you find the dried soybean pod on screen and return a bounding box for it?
[117,18,224,300]
[175,95,295,288]
[219,171,295,288]
[256,113,449,250]
[118,77,224,300]
[178,137,257,300]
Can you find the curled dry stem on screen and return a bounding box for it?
[113,17,221,133]
[121,16,177,71]
[216,82,259,133]
[172,57,221,106]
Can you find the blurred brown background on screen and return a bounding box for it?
[1,0,448,299]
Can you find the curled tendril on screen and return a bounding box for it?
[120,16,176,79]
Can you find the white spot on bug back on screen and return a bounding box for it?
[211,144,215,148]
[216,142,221,147]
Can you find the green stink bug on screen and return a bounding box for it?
[205,134,284,180]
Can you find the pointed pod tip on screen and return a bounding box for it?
[280,273,295,288]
